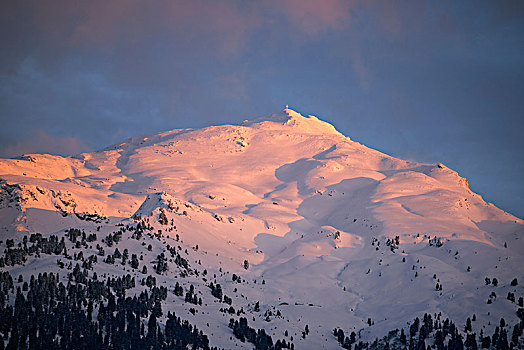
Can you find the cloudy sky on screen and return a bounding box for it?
[1,1,523,217]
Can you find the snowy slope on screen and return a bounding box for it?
[0,108,522,349]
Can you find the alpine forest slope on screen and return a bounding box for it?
[0,108,522,350]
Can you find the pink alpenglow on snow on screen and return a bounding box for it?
[0,109,522,348]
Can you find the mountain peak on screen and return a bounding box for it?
[242,107,345,137]
[0,108,522,349]
[282,106,302,118]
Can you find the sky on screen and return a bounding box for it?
[0,1,523,218]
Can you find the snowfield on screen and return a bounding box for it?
[0,108,522,349]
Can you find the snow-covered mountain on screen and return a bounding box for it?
[0,108,522,349]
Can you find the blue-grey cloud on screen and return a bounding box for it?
[0,0,523,217]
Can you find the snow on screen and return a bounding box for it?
[0,108,522,348]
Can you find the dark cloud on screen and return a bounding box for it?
[0,1,523,217]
